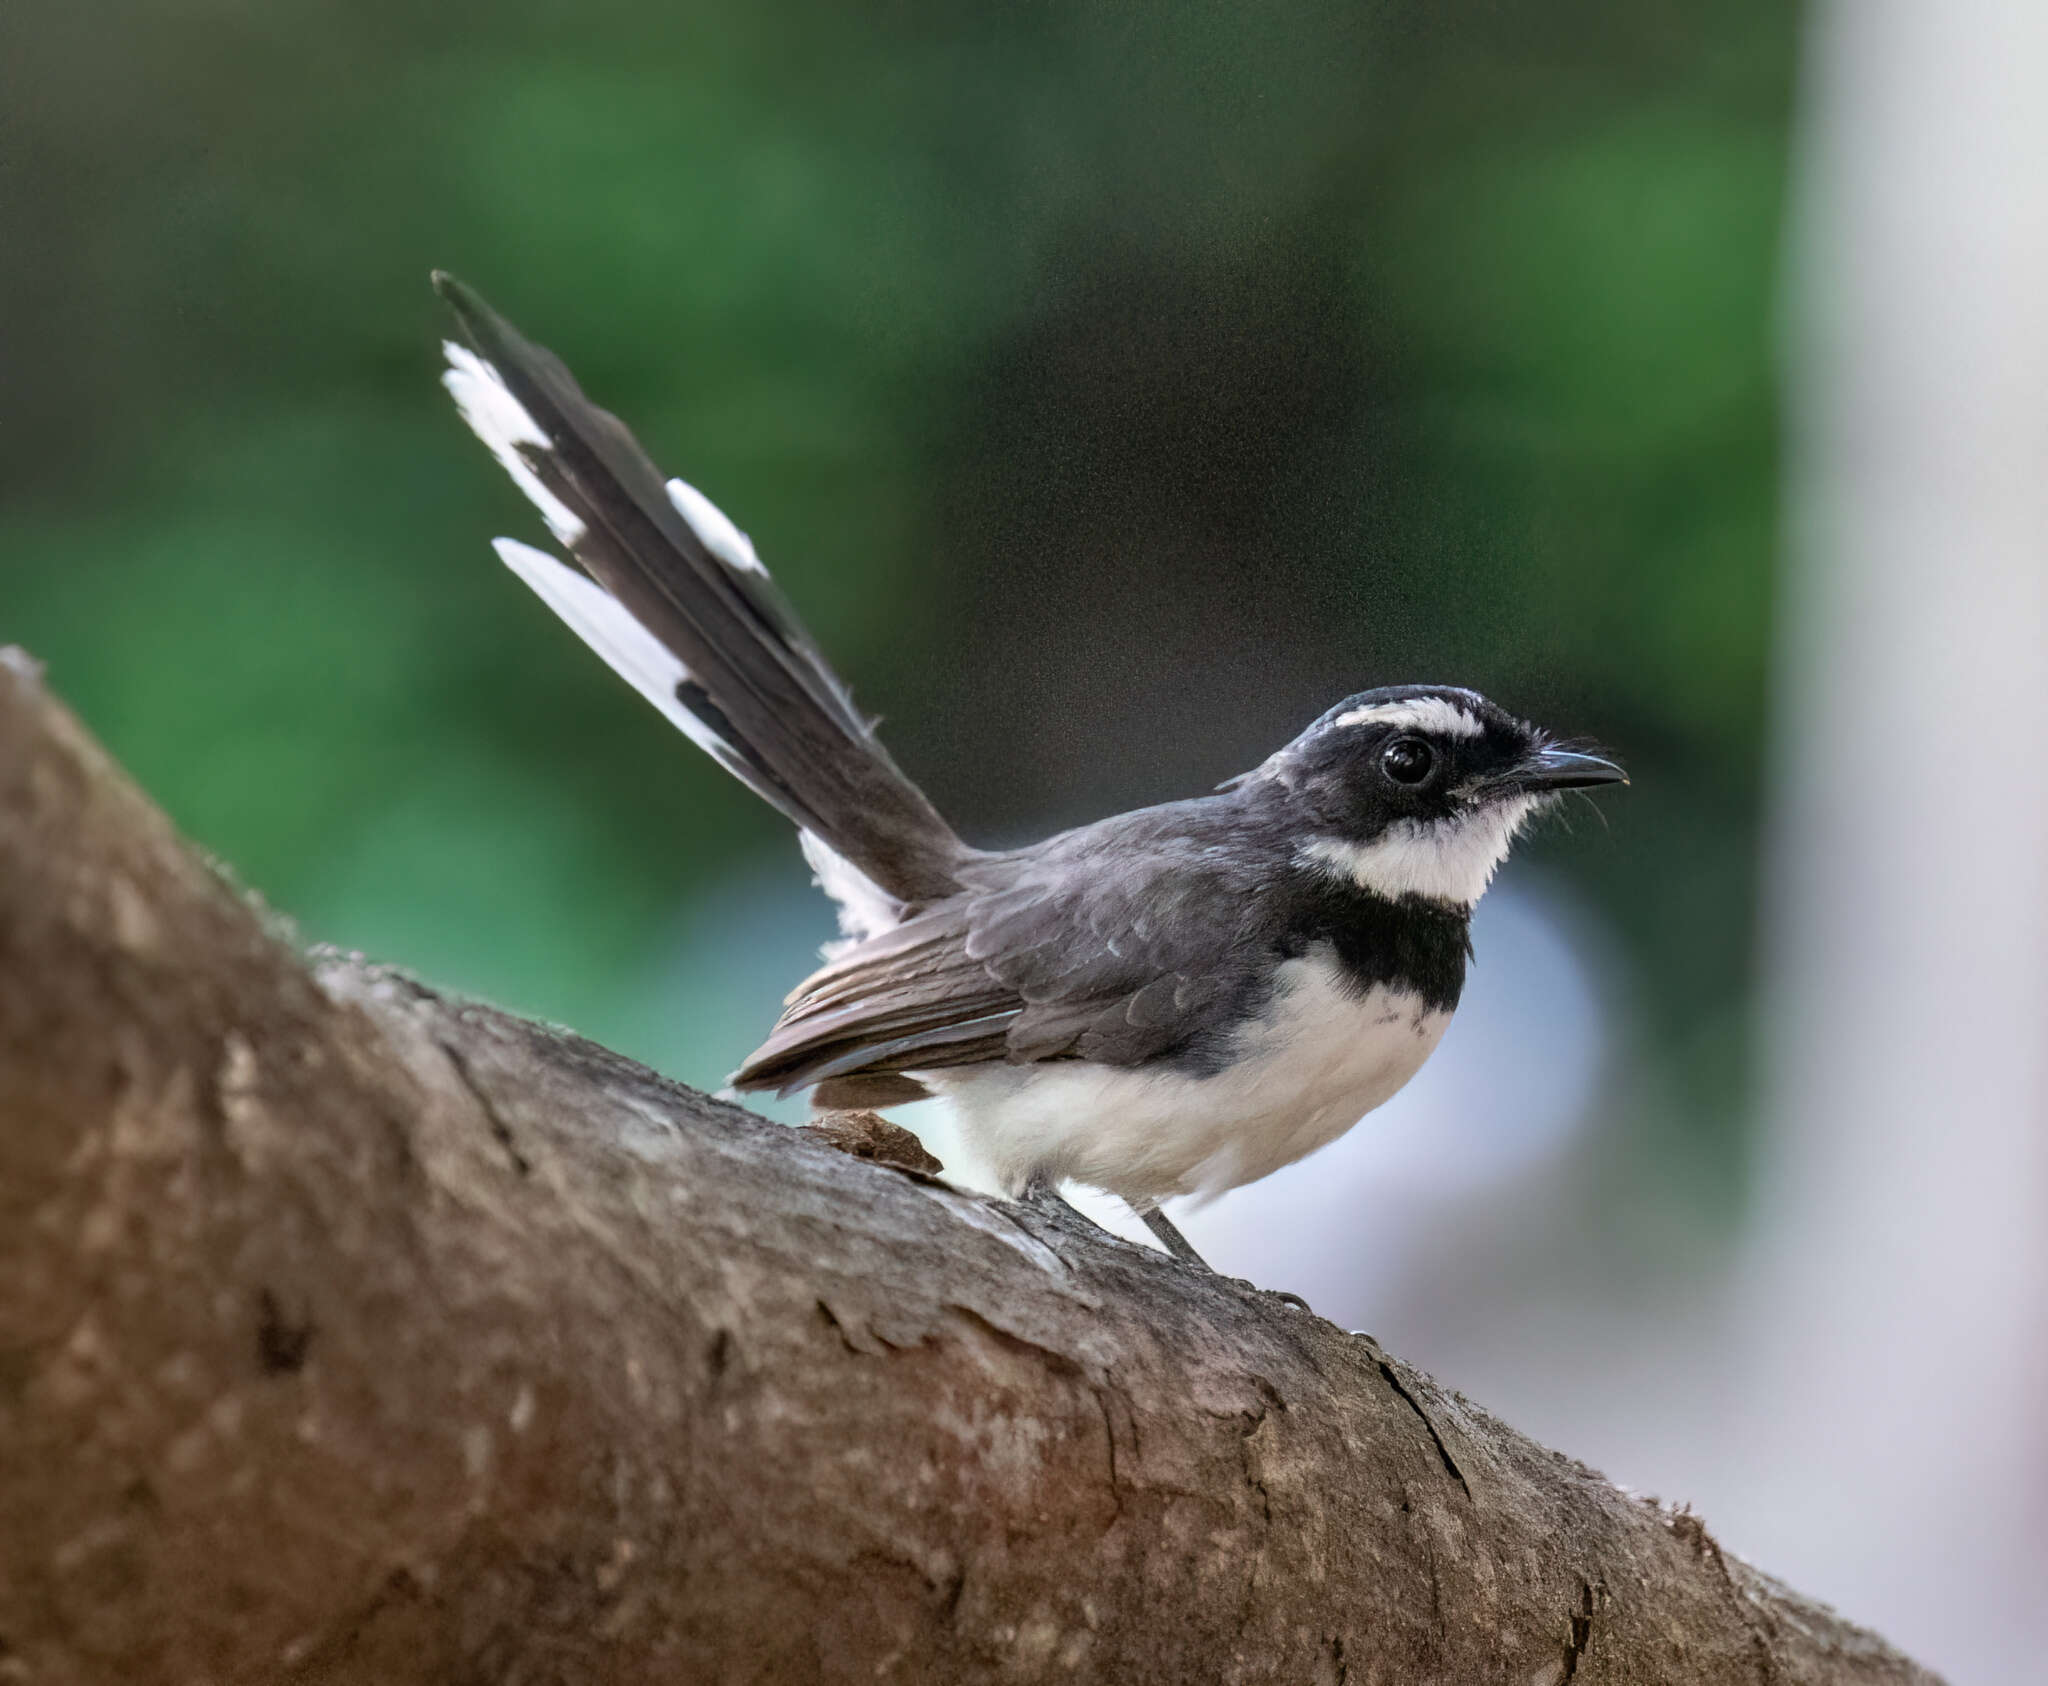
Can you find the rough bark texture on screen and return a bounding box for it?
[0,649,1941,1686]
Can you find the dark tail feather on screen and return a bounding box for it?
[433,272,967,905]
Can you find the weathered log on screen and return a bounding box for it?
[0,650,1939,1684]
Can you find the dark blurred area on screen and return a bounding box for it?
[20,4,2043,1680]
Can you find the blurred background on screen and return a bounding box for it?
[2,1,2041,1677]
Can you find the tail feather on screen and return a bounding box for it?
[435,272,967,905]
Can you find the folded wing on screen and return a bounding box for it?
[733,802,1272,1096]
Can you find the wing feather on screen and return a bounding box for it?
[436,273,966,905]
[730,798,1278,1095]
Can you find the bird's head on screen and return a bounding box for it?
[1243,683,1625,908]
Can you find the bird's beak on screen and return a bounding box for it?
[1505,745,1628,793]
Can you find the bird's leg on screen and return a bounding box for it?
[1135,1201,1313,1312]
[1019,1168,1062,1207]
[1020,1176,1208,1268]
[1133,1204,1213,1271]
[1030,1184,1309,1313]
[1018,1172,1117,1243]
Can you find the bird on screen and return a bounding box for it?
[432,272,1625,1270]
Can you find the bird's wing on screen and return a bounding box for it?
[732,803,1274,1095]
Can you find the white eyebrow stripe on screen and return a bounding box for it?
[1330,697,1485,739]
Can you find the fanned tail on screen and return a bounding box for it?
[433,272,966,908]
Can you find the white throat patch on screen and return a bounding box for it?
[1302,796,1538,906]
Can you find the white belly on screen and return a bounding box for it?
[924,951,1451,1204]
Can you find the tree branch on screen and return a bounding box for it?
[0,650,1940,1685]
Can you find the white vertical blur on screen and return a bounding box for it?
[1745,1,2048,1678]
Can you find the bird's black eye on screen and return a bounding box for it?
[1380,737,1436,786]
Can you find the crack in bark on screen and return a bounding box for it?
[1376,1358,1471,1499]
[814,1297,877,1356]
[438,1035,531,1176]
[1092,1387,1127,1526]
[939,1564,968,1626]
[1561,1577,1596,1681]
[254,1286,314,1375]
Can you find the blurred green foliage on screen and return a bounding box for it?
[0,0,1793,1180]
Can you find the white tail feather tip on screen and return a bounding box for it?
[490,537,752,768]
[666,477,769,576]
[442,343,587,547]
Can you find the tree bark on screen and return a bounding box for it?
[0,650,1940,1686]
